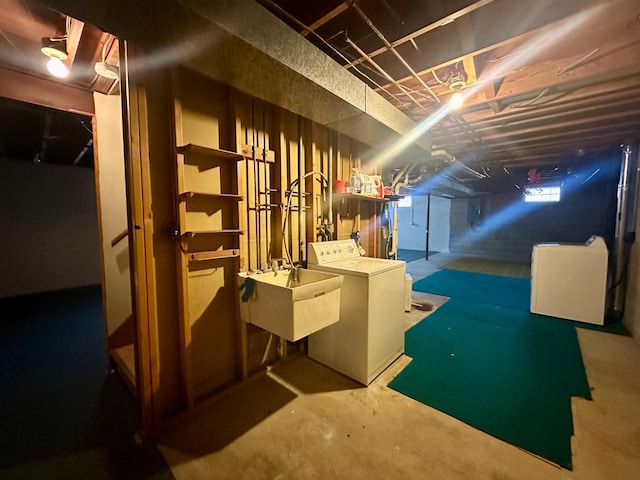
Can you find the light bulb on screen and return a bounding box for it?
[449,91,463,110]
[47,57,69,78]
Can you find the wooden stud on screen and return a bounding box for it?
[170,68,195,410]
[119,40,155,433]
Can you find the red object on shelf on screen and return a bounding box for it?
[335,180,347,193]
[373,176,383,198]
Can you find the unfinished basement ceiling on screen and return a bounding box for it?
[0,0,120,168]
[0,0,119,95]
[259,0,640,191]
[0,96,94,168]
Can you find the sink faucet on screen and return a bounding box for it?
[270,257,286,271]
[292,265,299,282]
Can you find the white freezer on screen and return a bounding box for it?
[530,235,608,325]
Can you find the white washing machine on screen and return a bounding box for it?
[307,240,406,385]
[530,235,608,325]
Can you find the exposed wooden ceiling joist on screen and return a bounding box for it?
[0,65,94,115]
[345,0,495,70]
[301,1,349,37]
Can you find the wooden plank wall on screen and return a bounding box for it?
[140,66,384,411]
[172,69,240,404]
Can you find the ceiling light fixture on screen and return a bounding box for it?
[46,57,69,78]
[449,91,464,110]
[40,37,68,60]
[41,16,70,79]
[94,36,120,80]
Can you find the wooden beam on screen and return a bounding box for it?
[376,0,636,91]
[0,66,94,115]
[441,107,640,144]
[466,124,638,150]
[412,40,640,121]
[346,0,495,69]
[66,17,85,67]
[302,2,349,37]
[119,40,156,434]
[459,77,640,123]
[456,14,477,86]
[433,91,640,139]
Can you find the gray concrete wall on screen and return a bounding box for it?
[449,182,617,264]
[0,159,101,298]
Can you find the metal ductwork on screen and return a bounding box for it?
[406,171,475,197]
[610,142,640,318]
[43,0,431,154]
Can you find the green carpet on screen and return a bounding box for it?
[412,269,630,335]
[389,298,592,469]
[412,269,531,310]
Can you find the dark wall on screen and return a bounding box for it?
[0,159,101,298]
[449,159,619,263]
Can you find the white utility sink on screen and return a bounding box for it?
[238,269,343,342]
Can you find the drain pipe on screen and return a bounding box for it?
[297,117,304,261]
[610,143,639,318]
[389,164,417,260]
[327,132,334,240]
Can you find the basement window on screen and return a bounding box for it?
[398,196,412,207]
[523,186,561,203]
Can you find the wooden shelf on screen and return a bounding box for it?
[384,194,405,201]
[182,229,244,237]
[186,249,240,261]
[335,193,388,203]
[177,144,243,161]
[178,191,243,200]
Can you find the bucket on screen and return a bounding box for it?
[335,180,347,193]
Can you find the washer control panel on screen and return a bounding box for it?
[308,240,359,265]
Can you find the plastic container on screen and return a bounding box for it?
[335,180,347,193]
[350,168,362,193]
[361,174,374,196]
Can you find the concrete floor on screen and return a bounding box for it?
[157,259,640,479]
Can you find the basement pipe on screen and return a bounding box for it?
[425,193,431,261]
[297,117,304,260]
[327,132,333,240]
[406,170,475,196]
[389,164,416,259]
[431,149,455,162]
[431,149,486,179]
[610,143,639,318]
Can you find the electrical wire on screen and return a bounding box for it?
[557,48,599,75]
[509,88,549,109]
[432,70,445,85]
